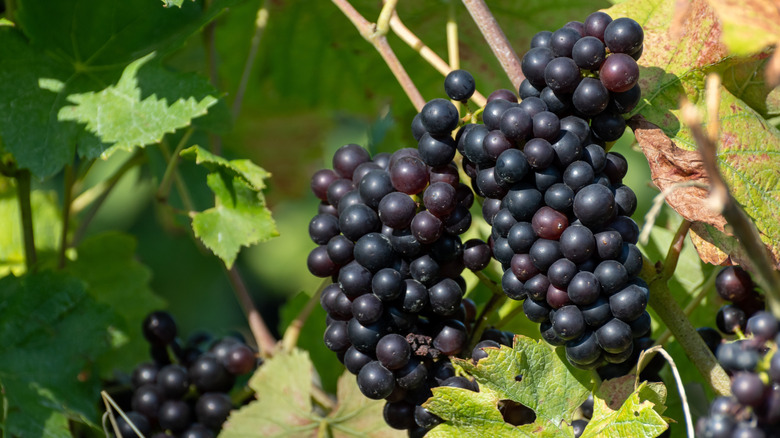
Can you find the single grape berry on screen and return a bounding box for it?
[420,98,459,136]
[143,311,177,346]
[357,361,395,399]
[444,69,476,101]
[195,393,233,430]
[603,17,644,55]
[600,53,639,93]
[715,266,755,303]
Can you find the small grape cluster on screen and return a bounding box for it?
[694,267,780,438]
[111,311,258,438]
[308,132,485,434]
[454,14,649,370]
[519,12,643,136]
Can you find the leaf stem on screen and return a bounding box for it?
[635,347,693,437]
[232,0,270,119]
[71,151,147,246]
[680,75,780,316]
[157,128,194,204]
[387,8,487,107]
[281,279,330,352]
[642,256,731,396]
[16,170,37,272]
[461,0,525,91]
[224,265,278,357]
[57,165,75,269]
[332,0,426,111]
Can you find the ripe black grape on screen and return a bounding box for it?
[544,57,582,94]
[444,69,476,101]
[572,77,609,116]
[420,98,459,136]
[522,47,555,88]
[357,361,396,399]
[603,17,644,55]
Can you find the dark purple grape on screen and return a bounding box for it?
[352,293,384,325]
[311,169,338,201]
[568,271,601,306]
[476,167,510,199]
[504,184,544,222]
[492,208,517,238]
[609,283,648,322]
[544,183,575,213]
[524,298,551,323]
[609,84,641,114]
[595,230,624,260]
[411,113,427,141]
[324,321,351,353]
[548,258,578,289]
[499,107,532,143]
[518,97,548,118]
[472,340,501,362]
[731,372,766,407]
[541,320,567,346]
[524,138,555,169]
[376,334,411,370]
[143,311,177,346]
[522,47,555,88]
[132,362,158,389]
[532,111,560,143]
[551,131,583,168]
[551,27,581,58]
[324,235,352,266]
[483,98,514,131]
[116,412,152,438]
[535,166,564,192]
[429,278,463,316]
[582,298,612,327]
[560,224,596,264]
[358,361,395,399]
[572,36,606,71]
[344,346,373,375]
[600,53,639,93]
[591,111,626,142]
[462,125,492,167]
[552,305,585,340]
[339,203,380,242]
[572,77,609,116]
[560,116,591,144]
[423,182,457,218]
[540,87,572,115]
[395,358,428,390]
[333,144,370,179]
[544,57,581,94]
[401,279,429,314]
[132,384,163,419]
[384,401,416,430]
[603,17,644,55]
[502,269,527,300]
[157,364,190,399]
[529,238,563,272]
[603,152,628,183]
[532,206,569,240]
[418,133,457,167]
[582,144,607,172]
[573,184,616,229]
[519,78,543,99]
[390,156,429,195]
[309,214,340,245]
[358,170,393,209]
[482,198,502,225]
[715,266,755,303]
[746,311,778,340]
[716,304,747,334]
[613,184,637,216]
[524,274,550,301]
[159,400,192,433]
[564,160,596,192]
[495,149,530,185]
[487,89,518,103]
[596,318,633,354]
[566,331,602,367]
[547,284,572,308]
[307,246,337,278]
[352,162,382,184]
[411,211,443,244]
[584,11,613,42]
[531,31,553,49]
[348,318,387,354]
[564,21,585,37]
[609,216,640,244]
[445,69,476,101]
[572,419,589,438]
[420,98,459,136]
[195,392,232,430]
[434,319,469,354]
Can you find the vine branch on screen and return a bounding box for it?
[232,0,269,119]
[461,0,525,91]
[680,73,780,316]
[281,279,330,352]
[17,170,37,272]
[225,266,278,357]
[332,0,425,111]
[58,165,75,269]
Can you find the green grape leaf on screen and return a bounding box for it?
[607,0,780,267]
[580,378,668,438]
[0,179,61,276]
[64,232,166,378]
[0,0,235,179]
[455,335,592,424]
[192,171,278,268]
[219,349,402,438]
[163,0,191,7]
[181,145,270,191]
[704,0,780,56]
[0,272,114,438]
[58,53,217,159]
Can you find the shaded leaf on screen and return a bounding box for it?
[64,232,166,378]
[456,335,592,424]
[581,379,668,438]
[330,371,404,438]
[704,0,780,56]
[0,272,114,438]
[58,53,217,159]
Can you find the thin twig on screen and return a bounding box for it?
[58,165,75,269]
[662,220,691,281]
[157,128,194,204]
[281,279,331,352]
[638,181,709,245]
[332,0,425,111]
[388,10,487,107]
[680,74,780,316]
[72,151,147,246]
[101,391,144,438]
[635,346,693,437]
[225,266,278,357]
[16,170,36,272]
[232,0,269,119]
[461,0,524,91]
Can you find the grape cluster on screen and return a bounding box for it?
[519,12,643,135]
[693,266,780,438]
[456,14,648,370]
[112,311,259,438]
[308,131,486,434]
